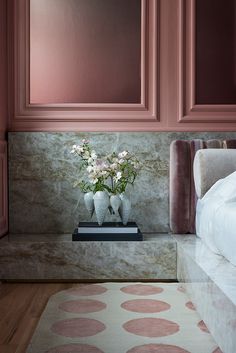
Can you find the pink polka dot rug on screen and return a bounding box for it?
[25,283,222,353]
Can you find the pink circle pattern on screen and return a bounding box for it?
[123,317,179,337]
[185,301,196,311]
[59,299,106,314]
[126,344,191,353]
[121,284,163,296]
[66,285,107,296]
[121,299,170,313]
[45,343,104,353]
[197,320,210,333]
[51,318,106,338]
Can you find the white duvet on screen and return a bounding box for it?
[196,171,236,266]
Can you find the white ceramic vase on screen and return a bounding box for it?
[110,194,121,215]
[84,191,95,218]
[93,191,110,225]
[119,193,131,225]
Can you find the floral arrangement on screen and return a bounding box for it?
[70,139,140,195]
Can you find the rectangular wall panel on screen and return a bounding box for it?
[0,0,8,236]
[0,141,7,237]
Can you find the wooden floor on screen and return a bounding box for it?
[0,283,81,353]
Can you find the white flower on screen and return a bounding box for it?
[70,144,78,153]
[87,166,93,173]
[110,163,118,170]
[88,173,99,184]
[114,171,122,182]
[83,151,90,159]
[112,157,119,163]
[88,158,92,164]
[118,150,128,158]
[77,146,84,153]
[91,150,97,160]
[119,159,125,164]
[101,170,108,177]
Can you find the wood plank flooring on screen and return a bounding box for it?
[0,283,82,353]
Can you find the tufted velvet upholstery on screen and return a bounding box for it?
[169,139,236,234]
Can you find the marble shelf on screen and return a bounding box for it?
[175,234,236,353]
[0,233,177,281]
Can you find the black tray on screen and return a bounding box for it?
[72,229,143,241]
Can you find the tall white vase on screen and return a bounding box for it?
[93,191,110,226]
[84,191,94,218]
[110,194,121,215]
[119,193,131,225]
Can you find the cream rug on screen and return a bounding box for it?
[26,283,222,353]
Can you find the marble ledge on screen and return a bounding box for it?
[0,233,177,281]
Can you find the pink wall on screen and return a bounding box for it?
[8,0,236,131]
[0,0,8,237]
[30,0,141,104]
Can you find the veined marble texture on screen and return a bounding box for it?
[0,234,176,280]
[8,131,236,234]
[175,234,236,353]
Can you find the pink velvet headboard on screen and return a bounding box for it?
[169,139,236,234]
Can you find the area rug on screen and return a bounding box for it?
[26,283,222,353]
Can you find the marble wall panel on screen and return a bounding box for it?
[8,132,236,234]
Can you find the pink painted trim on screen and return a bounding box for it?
[9,120,236,132]
[10,0,159,127]
[179,0,236,123]
[0,141,8,237]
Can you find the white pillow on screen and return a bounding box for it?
[199,170,236,203]
[196,170,236,254]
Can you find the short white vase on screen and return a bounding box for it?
[119,193,131,225]
[84,191,94,218]
[110,194,121,215]
[93,191,110,226]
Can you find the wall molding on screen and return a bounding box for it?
[8,0,236,131]
[178,0,236,123]
[9,0,160,130]
[0,141,8,237]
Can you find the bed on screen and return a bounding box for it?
[170,139,236,266]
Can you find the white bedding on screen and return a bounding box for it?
[196,171,236,266]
